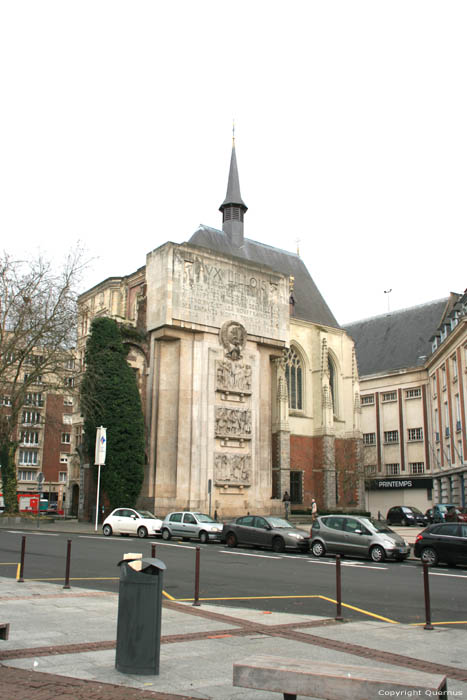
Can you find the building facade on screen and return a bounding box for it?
[74,142,363,520]
[344,293,467,517]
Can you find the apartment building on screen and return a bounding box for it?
[344,293,466,518]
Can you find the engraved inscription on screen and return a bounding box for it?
[172,249,287,338]
[215,407,251,439]
[214,453,251,485]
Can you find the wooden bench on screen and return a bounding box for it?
[0,623,10,640]
[233,654,447,700]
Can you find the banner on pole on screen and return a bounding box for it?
[95,426,107,466]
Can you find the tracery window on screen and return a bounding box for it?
[285,346,303,410]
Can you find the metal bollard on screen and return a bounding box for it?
[63,539,72,589]
[193,546,201,606]
[335,554,343,621]
[18,535,26,583]
[151,542,157,558]
[422,561,434,630]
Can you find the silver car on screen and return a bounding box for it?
[311,514,409,562]
[161,511,223,543]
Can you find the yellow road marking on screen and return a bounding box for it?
[173,595,322,602]
[317,595,399,624]
[162,590,176,600]
[410,620,467,626]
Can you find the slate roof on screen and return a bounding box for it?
[343,299,450,377]
[187,225,340,329]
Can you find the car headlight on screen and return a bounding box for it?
[288,533,304,539]
[210,527,221,532]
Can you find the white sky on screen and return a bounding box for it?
[1,1,466,325]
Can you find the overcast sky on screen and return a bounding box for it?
[1,1,466,325]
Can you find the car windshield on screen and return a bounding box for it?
[363,518,393,533]
[194,513,216,523]
[265,517,293,528]
[136,510,158,519]
[402,506,422,514]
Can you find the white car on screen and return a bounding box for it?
[102,508,163,538]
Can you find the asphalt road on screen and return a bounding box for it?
[1,528,466,625]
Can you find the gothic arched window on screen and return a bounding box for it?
[285,346,303,411]
[328,355,336,412]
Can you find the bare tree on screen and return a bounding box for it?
[0,247,86,512]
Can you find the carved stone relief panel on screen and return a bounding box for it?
[216,359,252,395]
[215,407,252,440]
[214,453,251,486]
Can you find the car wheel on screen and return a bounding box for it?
[311,540,326,557]
[370,545,385,562]
[226,532,237,548]
[137,526,148,539]
[199,531,208,544]
[162,529,171,540]
[102,524,112,536]
[401,518,408,526]
[272,537,285,553]
[420,547,439,566]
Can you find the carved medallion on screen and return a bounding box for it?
[219,321,247,361]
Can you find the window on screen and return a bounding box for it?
[386,463,400,475]
[22,411,41,425]
[382,392,397,403]
[169,513,182,523]
[64,377,74,388]
[19,450,39,465]
[432,375,437,396]
[21,431,39,445]
[365,465,377,476]
[363,433,376,445]
[64,397,73,406]
[410,462,425,474]
[452,356,458,381]
[285,346,303,411]
[61,433,71,444]
[405,388,421,399]
[328,355,336,412]
[384,430,399,444]
[59,472,67,482]
[408,428,423,442]
[2,396,12,406]
[361,395,375,406]
[25,393,43,406]
[18,470,37,481]
[60,455,68,464]
[442,366,446,389]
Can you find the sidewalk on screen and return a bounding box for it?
[1,572,466,699]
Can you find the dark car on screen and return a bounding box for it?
[386,505,428,527]
[445,507,467,523]
[425,508,433,523]
[414,522,467,566]
[222,515,310,553]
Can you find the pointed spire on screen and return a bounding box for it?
[219,132,247,246]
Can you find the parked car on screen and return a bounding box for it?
[445,507,467,523]
[432,504,456,523]
[414,522,467,566]
[222,515,310,553]
[102,508,163,538]
[386,505,428,527]
[425,508,434,523]
[222,515,310,552]
[161,511,223,543]
[310,514,410,562]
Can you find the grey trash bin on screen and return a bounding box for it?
[115,556,167,675]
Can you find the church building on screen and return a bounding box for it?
[74,141,363,519]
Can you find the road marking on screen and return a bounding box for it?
[307,560,387,570]
[220,551,281,560]
[411,620,467,626]
[157,542,196,550]
[318,595,399,624]
[0,563,18,566]
[7,531,58,536]
[430,572,467,579]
